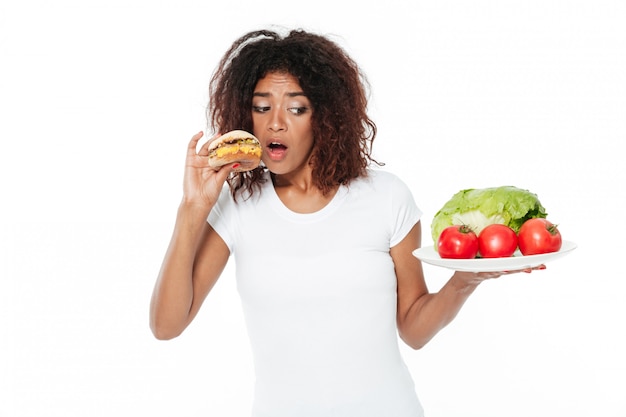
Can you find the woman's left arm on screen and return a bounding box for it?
[393,221,504,349]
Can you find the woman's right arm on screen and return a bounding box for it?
[149,132,234,340]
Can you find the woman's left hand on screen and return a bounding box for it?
[454,264,547,285]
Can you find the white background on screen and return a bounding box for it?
[1,0,624,416]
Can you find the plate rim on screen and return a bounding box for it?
[412,240,577,272]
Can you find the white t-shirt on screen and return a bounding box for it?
[208,169,424,417]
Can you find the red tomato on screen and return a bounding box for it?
[518,218,562,255]
[437,225,479,259]
[478,224,518,258]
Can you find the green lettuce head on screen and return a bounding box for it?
[431,186,547,245]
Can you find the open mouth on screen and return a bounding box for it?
[266,141,288,161]
[268,142,287,151]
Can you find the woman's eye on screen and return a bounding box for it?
[252,106,270,113]
[287,107,309,115]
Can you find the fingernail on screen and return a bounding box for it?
[232,163,241,169]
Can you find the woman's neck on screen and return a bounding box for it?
[271,172,338,214]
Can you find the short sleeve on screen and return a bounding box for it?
[389,175,422,247]
[207,185,236,253]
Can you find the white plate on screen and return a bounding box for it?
[413,240,577,272]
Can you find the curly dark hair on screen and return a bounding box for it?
[207,28,382,198]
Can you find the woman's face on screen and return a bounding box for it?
[251,72,314,176]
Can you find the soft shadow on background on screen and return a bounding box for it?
[1,1,624,416]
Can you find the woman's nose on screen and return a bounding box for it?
[268,109,286,132]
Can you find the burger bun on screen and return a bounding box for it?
[207,130,262,172]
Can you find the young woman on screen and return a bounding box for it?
[150,28,531,417]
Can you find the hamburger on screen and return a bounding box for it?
[207,130,262,172]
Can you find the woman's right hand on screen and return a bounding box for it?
[150,131,235,340]
[182,131,237,210]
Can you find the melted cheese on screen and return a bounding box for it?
[213,143,262,158]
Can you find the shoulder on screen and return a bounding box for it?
[342,169,416,209]
[366,168,402,182]
[357,168,411,192]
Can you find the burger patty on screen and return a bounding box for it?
[209,141,262,158]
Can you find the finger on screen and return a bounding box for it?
[214,162,241,174]
[501,264,547,275]
[198,132,222,156]
[210,162,237,185]
[475,271,503,279]
[519,264,547,273]
[187,131,205,155]
[499,269,527,275]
